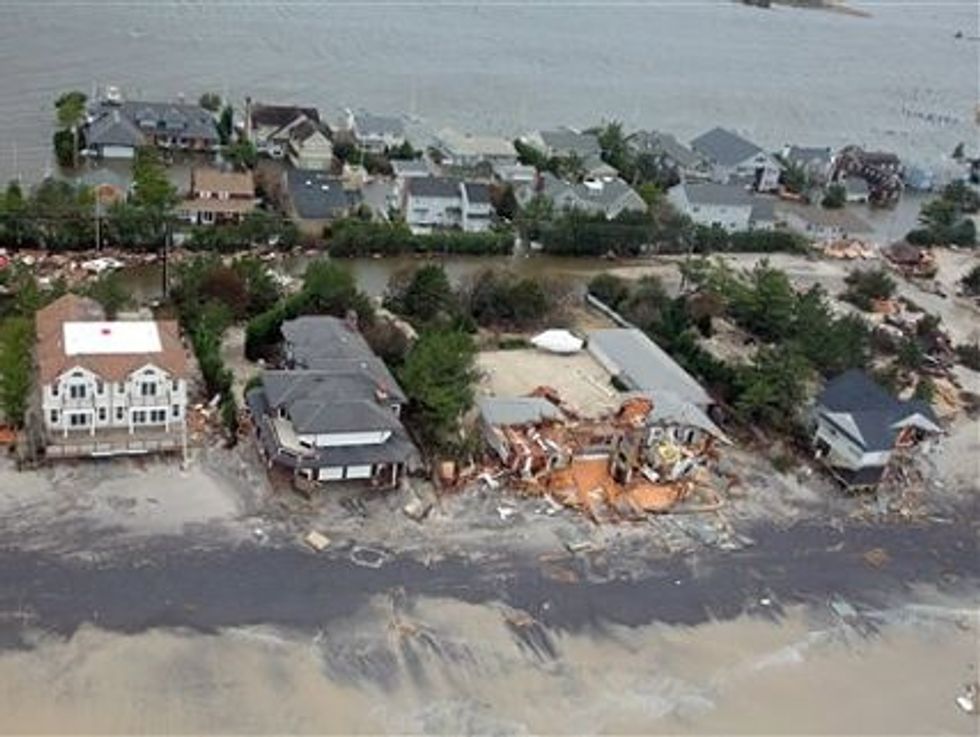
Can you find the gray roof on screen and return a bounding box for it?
[691,127,765,167]
[588,328,712,407]
[97,100,218,142]
[250,104,320,129]
[816,370,939,452]
[391,159,431,177]
[679,182,753,207]
[750,199,776,223]
[630,130,703,169]
[406,176,460,199]
[463,182,491,204]
[479,397,563,426]
[282,316,405,401]
[538,128,601,158]
[286,170,354,220]
[785,145,831,168]
[353,111,404,138]
[541,173,645,216]
[637,391,731,444]
[85,110,146,148]
[844,177,870,196]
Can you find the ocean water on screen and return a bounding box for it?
[0,0,976,183]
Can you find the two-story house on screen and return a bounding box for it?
[246,315,419,490]
[524,173,647,220]
[345,110,406,154]
[810,370,940,489]
[434,129,518,169]
[245,100,320,158]
[85,100,219,160]
[690,127,780,192]
[287,120,334,170]
[179,167,257,226]
[667,181,760,232]
[36,294,191,459]
[402,177,494,234]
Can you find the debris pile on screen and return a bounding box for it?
[882,241,937,278]
[821,238,877,260]
[475,390,727,522]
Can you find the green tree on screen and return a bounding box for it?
[198,92,222,112]
[0,181,38,247]
[84,273,132,319]
[821,183,846,209]
[217,105,234,146]
[223,140,258,171]
[941,180,980,214]
[384,264,457,326]
[596,120,632,177]
[0,317,34,427]
[54,91,87,168]
[387,140,418,160]
[729,261,797,342]
[397,328,477,452]
[736,347,811,431]
[842,268,896,311]
[587,273,631,309]
[780,160,810,195]
[131,147,177,211]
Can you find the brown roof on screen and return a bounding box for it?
[180,197,257,214]
[191,167,255,197]
[35,295,189,384]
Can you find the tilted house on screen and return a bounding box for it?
[36,294,190,459]
[810,370,941,488]
[690,127,780,192]
[247,316,420,489]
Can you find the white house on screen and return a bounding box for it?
[810,370,941,489]
[402,177,493,234]
[245,101,320,158]
[435,129,517,168]
[36,295,190,459]
[287,121,334,170]
[345,110,406,153]
[667,182,753,232]
[527,173,647,220]
[691,127,780,192]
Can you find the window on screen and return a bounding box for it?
[117,382,124,392]
[52,383,59,397]
[98,407,106,421]
[69,384,86,399]
[172,404,180,418]
[96,380,104,395]
[141,382,156,397]
[50,409,59,424]
[69,413,89,427]
[150,409,166,423]
[116,407,124,421]
[172,379,179,391]
[132,410,147,424]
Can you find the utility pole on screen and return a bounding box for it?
[94,196,102,251]
[161,219,172,299]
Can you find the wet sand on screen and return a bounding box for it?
[0,597,975,734]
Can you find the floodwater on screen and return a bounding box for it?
[0,0,977,184]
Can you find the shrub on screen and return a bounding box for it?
[842,268,896,311]
[955,343,980,371]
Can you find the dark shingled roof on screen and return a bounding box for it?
[463,182,491,204]
[286,170,354,220]
[816,369,938,452]
[406,177,460,199]
[250,104,320,129]
[691,127,765,167]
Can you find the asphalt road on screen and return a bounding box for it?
[0,517,976,649]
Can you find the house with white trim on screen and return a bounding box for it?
[35,294,190,459]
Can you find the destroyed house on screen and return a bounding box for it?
[810,370,940,488]
[247,316,418,488]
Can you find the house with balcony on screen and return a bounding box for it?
[667,181,770,232]
[345,110,406,154]
[35,294,191,459]
[246,315,419,490]
[245,100,320,158]
[402,176,494,234]
[179,167,257,226]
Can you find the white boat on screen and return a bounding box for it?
[531,329,584,355]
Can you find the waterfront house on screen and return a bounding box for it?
[85,101,219,159]
[527,173,646,220]
[628,130,708,182]
[245,101,320,158]
[668,182,753,232]
[36,294,190,459]
[777,201,872,241]
[523,128,602,160]
[402,177,493,234]
[781,144,834,185]
[391,158,435,201]
[285,169,357,235]
[810,369,940,489]
[287,120,334,170]
[434,129,518,169]
[246,315,419,489]
[842,176,870,204]
[690,127,780,192]
[345,110,406,153]
[179,167,257,226]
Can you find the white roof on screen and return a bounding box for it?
[63,321,162,356]
[531,329,584,355]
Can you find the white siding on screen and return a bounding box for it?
[297,430,391,448]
